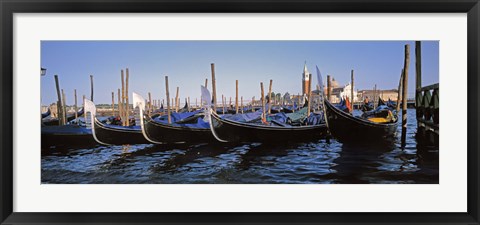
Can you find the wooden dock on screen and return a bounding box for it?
[415,83,439,146]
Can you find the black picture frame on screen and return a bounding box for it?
[1,0,479,224]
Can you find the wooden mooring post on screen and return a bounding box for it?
[222,94,225,114]
[165,76,171,124]
[260,82,265,120]
[125,69,130,126]
[416,41,422,114]
[117,89,122,120]
[351,70,354,109]
[268,79,273,114]
[396,69,404,112]
[211,63,217,112]
[148,92,152,116]
[61,89,67,124]
[401,44,410,146]
[175,87,179,113]
[90,75,94,101]
[241,96,244,113]
[414,41,439,146]
[83,95,86,122]
[74,89,78,122]
[121,70,126,126]
[235,80,239,114]
[54,75,65,125]
[111,91,115,116]
[327,75,331,102]
[415,40,423,121]
[252,97,255,112]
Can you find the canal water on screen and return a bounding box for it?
[41,109,439,184]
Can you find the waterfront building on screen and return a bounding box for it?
[358,89,399,101]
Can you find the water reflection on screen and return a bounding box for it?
[326,142,393,183]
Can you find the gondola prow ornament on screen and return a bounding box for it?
[132,92,163,144]
[201,85,228,142]
[84,99,109,145]
[200,85,212,123]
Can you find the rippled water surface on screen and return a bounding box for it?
[42,109,439,184]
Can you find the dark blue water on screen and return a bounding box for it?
[41,109,438,184]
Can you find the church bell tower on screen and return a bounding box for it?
[302,61,311,96]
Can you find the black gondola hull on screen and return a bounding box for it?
[210,111,328,143]
[41,125,97,148]
[324,100,397,143]
[143,116,217,144]
[41,108,51,119]
[42,108,85,126]
[282,108,294,113]
[93,118,149,145]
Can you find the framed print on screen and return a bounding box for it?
[1,0,479,224]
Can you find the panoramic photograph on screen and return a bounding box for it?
[40,41,439,184]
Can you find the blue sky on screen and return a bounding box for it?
[41,41,438,105]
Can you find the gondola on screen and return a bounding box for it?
[41,108,51,119]
[84,99,149,145]
[281,102,298,113]
[198,85,327,143]
[361,101,374,112]
[269,106,282,114]
[216,107,237,114]
[132,92,217,144]
[41,124,97,148]
[227,108,237,114]
[385,98,397,109]
[42,108,85,126]
[281,107,294,113]
[323,99,398,143]
[178,100,190,113]
[215,108,232,115]
[208,108,328,143]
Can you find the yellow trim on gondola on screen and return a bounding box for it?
[368,117,390,123]
[367,110,394,124]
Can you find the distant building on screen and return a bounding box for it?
[290,94,306,105]
[358,89,399,102]
[41,105,49,113]
[331,77,340,89]
[322,76,358,103]
[340,84,358,102]
[49,103,58,118]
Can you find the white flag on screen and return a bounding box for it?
[132,92,146,111]
[316,65,324,96]
[200,85,212,108]
[84,99,97,116]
